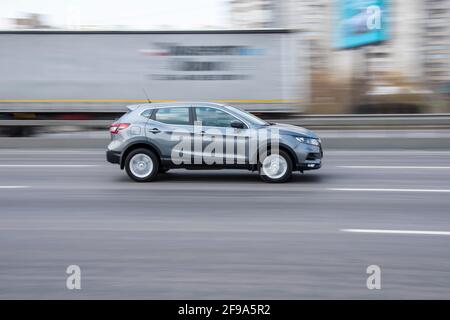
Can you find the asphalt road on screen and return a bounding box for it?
[1,148,450,299]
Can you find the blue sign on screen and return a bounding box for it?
[336,0,389,49]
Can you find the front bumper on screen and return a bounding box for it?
[298,161,322,171]
[293,141,323,171]
[106,150,121,164]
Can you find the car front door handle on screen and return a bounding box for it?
[148,128,161,134]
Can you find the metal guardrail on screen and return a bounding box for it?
[281,114,450,128]
[2,114,450,128]
[0,120,111,127]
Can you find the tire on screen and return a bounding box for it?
[125,148,159,182]
[259,150,293,183]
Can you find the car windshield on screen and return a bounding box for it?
[226,106,269,126]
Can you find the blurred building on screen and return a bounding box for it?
[230,0,331,69]
[230,0,276,28]
[289,1,332,73]
[230,0,450,112]
[422,0,450,85]
[12,13,51,29]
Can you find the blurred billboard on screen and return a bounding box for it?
[336,0,389,49]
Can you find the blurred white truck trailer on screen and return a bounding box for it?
[0,29,308,114]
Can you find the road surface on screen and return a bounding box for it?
[0,148,450,299]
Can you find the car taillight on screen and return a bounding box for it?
[110,123,130,134]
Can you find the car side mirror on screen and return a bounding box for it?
[230,120,245,129]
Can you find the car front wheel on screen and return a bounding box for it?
[125,148,159,182]
[259,150,293,183]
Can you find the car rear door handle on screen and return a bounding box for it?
[148,128,161,134]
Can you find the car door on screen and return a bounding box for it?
[145,106,194,165]
[193,106,250,165]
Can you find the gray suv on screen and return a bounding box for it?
[106,102,322,183]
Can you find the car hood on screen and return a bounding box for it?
[268,123,318,139]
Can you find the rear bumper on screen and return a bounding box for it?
[106,150,121,164]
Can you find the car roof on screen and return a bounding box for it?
[131,102,229,111]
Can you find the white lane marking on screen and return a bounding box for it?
[341,229,450,236]
[338,166,450,169]
[327,150,450,155]
[0,164,98,168]
[0,186,30,189]
[0,150,103,155]
[330,188,450,193]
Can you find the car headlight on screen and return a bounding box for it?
[296,137,321,146]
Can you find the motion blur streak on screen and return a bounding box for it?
[0,164,98,168]
[341,229,450,236]
[331,188,450,193]
[0,186,29,189]
[338,166,450,169]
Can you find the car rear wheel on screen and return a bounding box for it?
[259,150,293,183]
[125,148,159,182]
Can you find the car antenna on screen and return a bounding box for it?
[142,88,152,104]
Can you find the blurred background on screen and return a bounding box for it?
[1,0,449,136]
[2,1,450,300]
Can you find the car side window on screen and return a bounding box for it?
[154,107,190,125]
[141,109,153,118]
[195,107,242,128]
